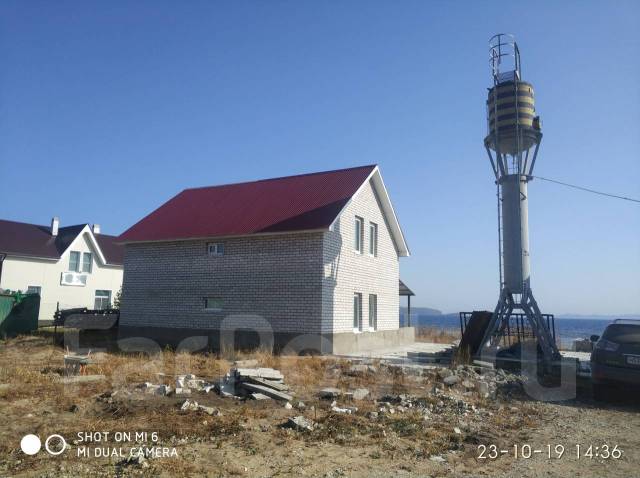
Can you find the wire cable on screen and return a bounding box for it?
[532,175,640,204]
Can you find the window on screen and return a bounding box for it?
[69,251,80,272]
[353,293,363,331]
[369,222,378,256]
[207,243,225,256]
[204,297,223,312]
[82,252,92,273]
[94,290,111,310]
[369,294,377,331]
[354,216,364,253]
[27,286,41,296]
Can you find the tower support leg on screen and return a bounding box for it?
[479,287,560,368]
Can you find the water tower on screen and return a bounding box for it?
[480,34,560,364]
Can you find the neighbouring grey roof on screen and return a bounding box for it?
[0,219,124,265]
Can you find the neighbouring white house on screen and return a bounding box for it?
[0,217,124,323]
[118,165,413,354]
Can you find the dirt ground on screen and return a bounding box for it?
[0,334,638,477]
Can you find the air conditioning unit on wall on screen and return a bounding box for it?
[60,272,87,287]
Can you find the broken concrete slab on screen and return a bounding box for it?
[331,405,358,414]
[198,405,221,416]
[186,379,205,390]
[283,416,315,432]
[476,381,490,396]
[156,385,172,396]
[443,375,459,386]
[243,375,290,392]
[175,387,191,396]
[240,382,292,401]
[352,388,370,401]
[251,393,271,400]
[180,399,199,411]
[234,368,284,381]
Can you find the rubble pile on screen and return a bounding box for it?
[132,367,292,402]
[216,367,293,401]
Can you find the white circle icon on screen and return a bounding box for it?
[45,434,67,456]
[20,434,41,455]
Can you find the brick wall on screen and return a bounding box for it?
[120,233,324,333]
[322,180,400,333]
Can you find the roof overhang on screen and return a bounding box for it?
[331,166,410,257]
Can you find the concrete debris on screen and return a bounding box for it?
[284,402,293,410]
[443,375,459,386]
[437,368,453,379]
[331,405,358,414]
[283,416,315,432]
[235,367,284,381]
[476,381,490,396]
[181,399,199,411]
[319,387,342,399]
[454,427,462,434]
[244,375,290,392]
[175,387,191,396]
[240,382,293,401]
[213,367,292,401]
[352,388,370,401]
[429,455,446,463]
[296,401,306,409]
[180,399,221,416]
[198,405,221,416]
[461,380,475,390]
[251,393,271,400]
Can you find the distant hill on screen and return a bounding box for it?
[399,306,442,316]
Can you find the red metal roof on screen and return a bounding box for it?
[118,165,377,243]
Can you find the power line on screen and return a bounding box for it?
[532,175,640,204]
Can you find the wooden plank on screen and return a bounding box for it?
[239,382,292,401]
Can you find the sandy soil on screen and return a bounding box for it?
[0,334,638,477]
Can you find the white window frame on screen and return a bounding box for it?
[369,222,378,257]
[204,297,223,312]
[82,252,93,273]
[69,251,80,272]
[94,290,112,310]
[27,286,42,296]
[353,292,363,332]
[354,216,364,254]
[369,294,377,331]
[207,243,225,256]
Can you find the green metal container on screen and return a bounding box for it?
[0,293,40,337]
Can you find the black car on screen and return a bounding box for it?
[591,319,640,400]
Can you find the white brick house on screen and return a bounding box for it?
[118,165,412,353]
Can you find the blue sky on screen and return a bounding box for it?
[1,1,638,314]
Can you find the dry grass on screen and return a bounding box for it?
[415,326,460,344]
[0,333,551,477]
